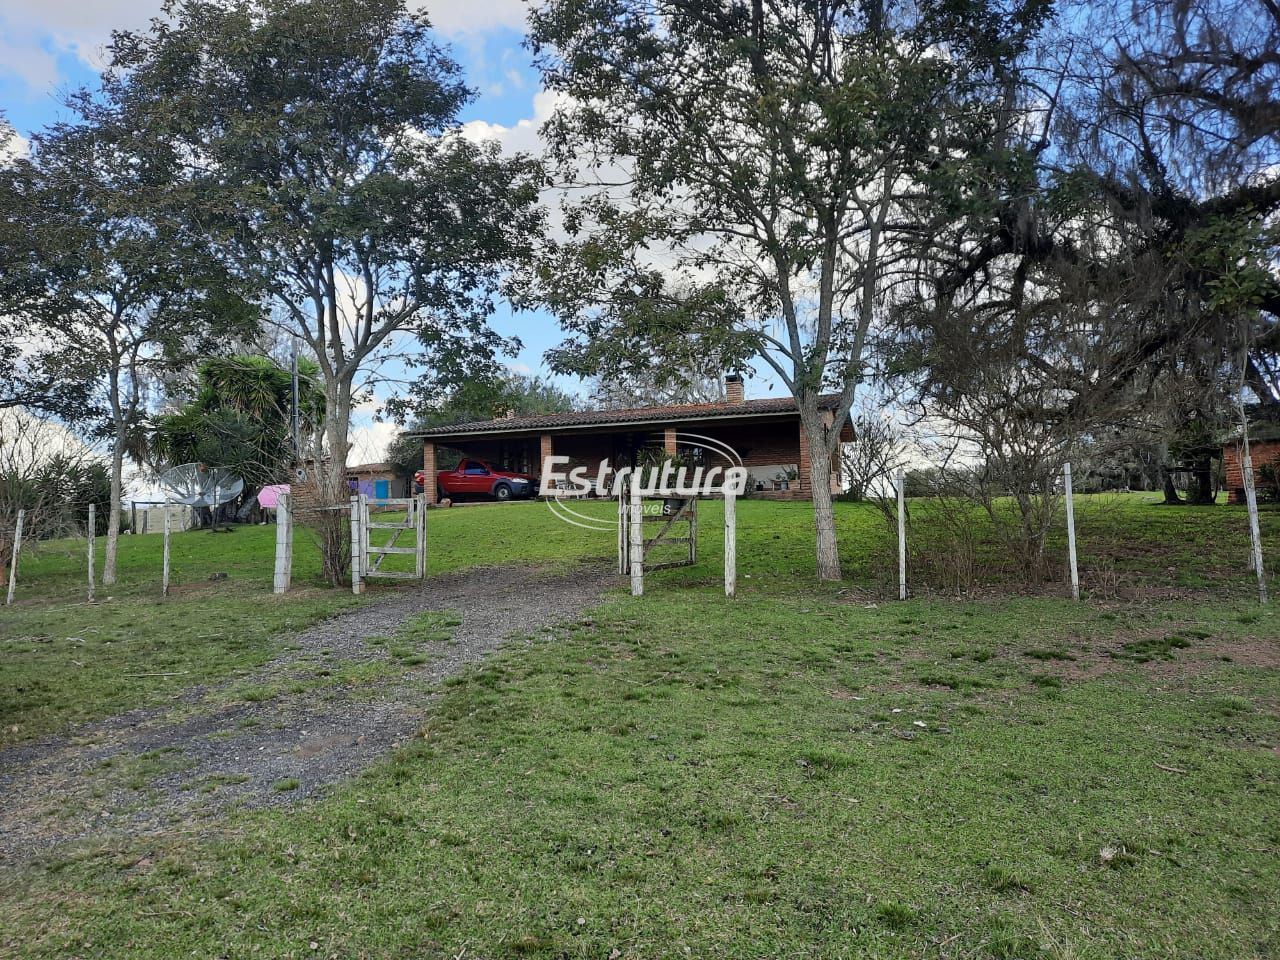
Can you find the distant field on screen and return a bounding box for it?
[1,494,1275,746]
[1,494,1277,958]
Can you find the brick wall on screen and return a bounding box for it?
[1223,439,1280,504]
[422,443,438,504]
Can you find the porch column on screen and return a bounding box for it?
[663,427,677,457]
[540,433,554,492]
[423,442,437,504]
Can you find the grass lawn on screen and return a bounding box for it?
[1,494,1277,958]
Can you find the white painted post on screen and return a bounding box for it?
[273,493,293,594]
[87,503,96,602]
[6,509,24,606]
[350,495,363,595]
[162,501,172,598]
[689,497,698,565]
[618,490,627,574]
[415,493,427,579]
[724,489,737,598]
[896,468,907,601]
[629,475,643,597]
[1064,462,1080,601]
[1242,449,1268,604]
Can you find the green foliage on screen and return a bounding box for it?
[150,354,323,491]
[109,0,545,474]
[387,371,579,474]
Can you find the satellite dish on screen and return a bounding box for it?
[159,463,245,508]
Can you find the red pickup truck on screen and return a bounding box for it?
[416,458,535,502]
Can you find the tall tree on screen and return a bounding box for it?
[108,0,544,583]
[1,103,252,584]
[525,0,1050,579]
[0,117,94,417]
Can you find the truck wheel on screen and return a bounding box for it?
[493,482,512,501]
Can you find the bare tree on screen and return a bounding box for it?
[840,396,906,502]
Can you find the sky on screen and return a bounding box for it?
[0,0,698,471]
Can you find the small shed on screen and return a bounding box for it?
[1222,408,1280,504]
[346,462,410,500]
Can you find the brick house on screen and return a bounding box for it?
[407,376,854,505]
[1222,415,1280,504]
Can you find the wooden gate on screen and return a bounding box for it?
[350,494,426,594]
[618,484,737,598]
[617,491,697,575]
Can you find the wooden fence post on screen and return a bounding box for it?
[273,493,293,594]
[629,475,643,597]
[350,495,364,595]
[617,489,627,574]
[415,493,427,579]
[724,489,736,598]
[87,503,96,602]
[6,509,24,605]
[1242,449,1268,604]
[1064,462,1080,601]
[896,468,907,601]
[162,501,172,598]
[689,497,698,565]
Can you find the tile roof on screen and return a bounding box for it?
[404,394,844,439]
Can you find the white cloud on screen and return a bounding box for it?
[0,0,163,89]
[0,0,527,93]
[347,393,397,466]
[0,126,29,162]
[418,0,528,36]
[460,88,561,153]
[0,35,61,89]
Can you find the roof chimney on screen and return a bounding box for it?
[724,374,744,404]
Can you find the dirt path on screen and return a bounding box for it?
[0,563,615,865]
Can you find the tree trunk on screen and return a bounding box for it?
[1186,454,1215,505]
[102,431,125,585]
[804,416,841,581]
[1161,466,1183,505]
[316,380,353,586]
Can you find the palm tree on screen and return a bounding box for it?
[150,354,324,522]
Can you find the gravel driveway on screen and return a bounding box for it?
[0,563,615,865]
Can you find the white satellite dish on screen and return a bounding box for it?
[159,463,245,508]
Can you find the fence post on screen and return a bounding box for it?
[724,489,737,598]
[87,503,96,602]
[629,475,643,597]
[162,501,172,598]
[6,509,24,605]
[1064,462,1080,600]
[415,493,427,579]
[896,468,907,601]
[1242,449,1268,604]
[273,493,293,594]
[689,497,698,565]
[618,489,627,574]
[350,495,364,595]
